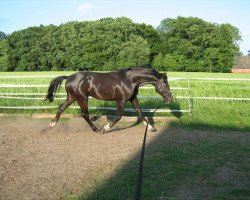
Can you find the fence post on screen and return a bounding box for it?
[187,78,192,119]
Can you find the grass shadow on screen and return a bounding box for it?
[68,122,250,200]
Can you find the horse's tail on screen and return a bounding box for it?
[45,76,68,102]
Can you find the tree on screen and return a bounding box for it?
[216,24,241,72]
[153,53,165,70]
[116,34,150,68]
[156,17,241,72]
[1,17,242,72]
[0,31,7,40]
[0,38,10,71]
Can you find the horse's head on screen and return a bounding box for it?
[125,67,173,103]
[155,73,173,103]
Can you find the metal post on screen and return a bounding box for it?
[187,78,192,119]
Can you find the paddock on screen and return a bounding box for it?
[0,116,166,199]
[0,72,250,199]
[0,116,249,199]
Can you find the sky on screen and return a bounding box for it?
[1,0,250,55]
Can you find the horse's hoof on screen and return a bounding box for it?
[92,128,100,133]
[50,121,56,128]
[150,128,157,132]
[100,129,107,134]
[100,123,111,134]
[144,122,156,132]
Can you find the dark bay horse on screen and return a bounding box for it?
[45,67,172,133]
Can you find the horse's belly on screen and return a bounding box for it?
[90,94,114,101]
[89,83,132,101]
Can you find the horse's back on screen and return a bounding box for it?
[69,71,122,83]
[65,71,132,101]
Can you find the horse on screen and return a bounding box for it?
[45,67,172,133]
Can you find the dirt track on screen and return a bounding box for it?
[1,117,249,200]
[0,117,166,200]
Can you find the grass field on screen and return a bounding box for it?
[0,71,250,131]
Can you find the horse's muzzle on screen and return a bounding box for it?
[165,92,173,104]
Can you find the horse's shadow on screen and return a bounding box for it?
[90,115,143,133]
[108,116,157,133]
[90,100,183,133]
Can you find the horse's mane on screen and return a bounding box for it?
[117,65,151,72]
[117,66,162,78]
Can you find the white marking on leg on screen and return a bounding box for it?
[50,121,56,128]
[143,121,153,130]
[103,123,110,131]
[148,124,154,130]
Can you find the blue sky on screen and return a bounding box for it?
[1,0,250,54]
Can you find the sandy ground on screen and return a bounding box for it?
[0,116,166,200]
[0,116,249,200]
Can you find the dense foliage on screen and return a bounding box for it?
[0,17,241,72]
[156,17,241,72]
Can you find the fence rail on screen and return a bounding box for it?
[1,76,250,115]
[0,80,192,115]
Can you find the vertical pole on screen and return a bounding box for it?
[188,78,192,119]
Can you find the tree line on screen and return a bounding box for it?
[0,16,241,72]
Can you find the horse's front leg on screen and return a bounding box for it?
[78,99,100,132]
[101,101,125,133]
[130,97,157,132]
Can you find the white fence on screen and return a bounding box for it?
[0,76,192,116]
[0,76,250,117]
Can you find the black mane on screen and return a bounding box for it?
[116,65,158,73]
[117,66,162,80]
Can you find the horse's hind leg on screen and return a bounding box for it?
[50,95,75,128]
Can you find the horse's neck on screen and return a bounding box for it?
[130,73,157,87]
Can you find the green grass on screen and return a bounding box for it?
[64,126,250,200]
[0,71,250,130]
